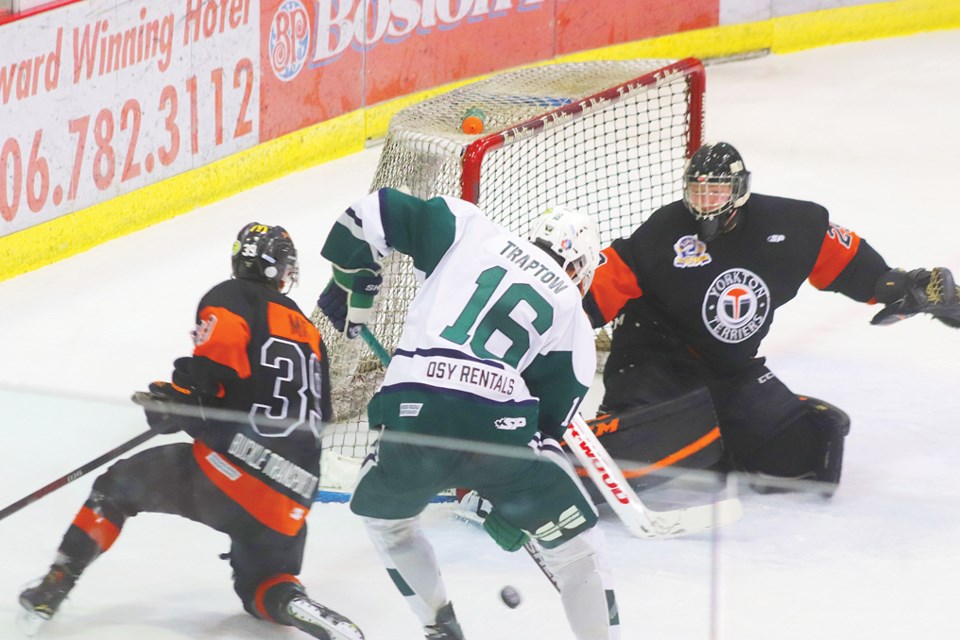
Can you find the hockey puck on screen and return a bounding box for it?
[499,585,521,609]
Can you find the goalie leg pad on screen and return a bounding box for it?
[802,395,850,495]
[745,396,850,497]
[575,387,723,496]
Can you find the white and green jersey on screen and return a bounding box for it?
[322,188,596,445]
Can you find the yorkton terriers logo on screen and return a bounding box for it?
[701,268,770,343]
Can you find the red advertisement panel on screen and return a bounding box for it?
[259,0,557,143]
[260,0,364,142]
[1,0,260,233]
[556,0,719,55]
[359,0,555,105]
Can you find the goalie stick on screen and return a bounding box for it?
[357,326,742,540]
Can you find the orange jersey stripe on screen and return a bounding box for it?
[590,246,643,323]
[254,573,301,621]
[575,426,721,480]
[808,225,862,290]
[71,505,121,552]
[193,305,252,379]
[192,441,310,536]
[267,302,322,360]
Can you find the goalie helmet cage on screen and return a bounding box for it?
[312,57,704,490]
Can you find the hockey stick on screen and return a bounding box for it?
[565,415,743,538]
[0,428,156,521]
[357,325,560,589]
[449,492,560,592]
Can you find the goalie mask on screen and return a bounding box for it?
[529,205,602,295]
[232,222,299,293]
[683,142,751,242]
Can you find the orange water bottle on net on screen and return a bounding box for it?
[461,107,486,134]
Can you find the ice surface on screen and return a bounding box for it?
[1,30,958,640]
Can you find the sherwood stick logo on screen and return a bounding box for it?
[571,426,630,505]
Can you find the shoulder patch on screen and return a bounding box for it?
[192,315,217,346]
[673,235,712,268]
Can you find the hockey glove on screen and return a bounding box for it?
[133,358,205,434]
[871,267,960,328]
[317,265,381,339]
[483,508,530,553]
[454,489,492,525]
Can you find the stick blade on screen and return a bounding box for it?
[636,497,743,539]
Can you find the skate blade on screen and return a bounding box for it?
[15,608,46,638]
[288,599,365,640]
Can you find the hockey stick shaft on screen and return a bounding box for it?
[358,326,560,589]
[359,325,392,367]
[522,540,560,592]
[0,429,156,521]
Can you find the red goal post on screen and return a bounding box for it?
[312,58,705,495]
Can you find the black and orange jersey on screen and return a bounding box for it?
[584,195,890,375]
[180,278,331,535]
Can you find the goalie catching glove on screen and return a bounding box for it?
[317,265,382,339]
[871,267,960,328]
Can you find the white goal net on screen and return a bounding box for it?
[313,58,705,495]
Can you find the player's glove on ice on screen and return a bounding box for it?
[483,508,530,552]
[317,265,381,339]
[871,267,960,328]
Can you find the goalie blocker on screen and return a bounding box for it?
[569,389,850,500]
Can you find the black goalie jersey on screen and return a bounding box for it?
[584,194,891,376]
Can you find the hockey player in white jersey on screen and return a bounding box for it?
[317,188,618,640]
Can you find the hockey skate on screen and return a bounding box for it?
[19,564,77,621]
[17,564,78,636]
[285,595,365,640]
[424,602,464,640]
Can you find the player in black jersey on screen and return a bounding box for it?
[19,223,363,640]
[583,142,959,496]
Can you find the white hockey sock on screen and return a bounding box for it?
[361,515,448,626]
[541,527,620,640]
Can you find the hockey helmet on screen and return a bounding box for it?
[683,142,751,242]
[232,222,299,293]
[529,205,602,295]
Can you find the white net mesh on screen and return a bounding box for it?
[315,59,704,489]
